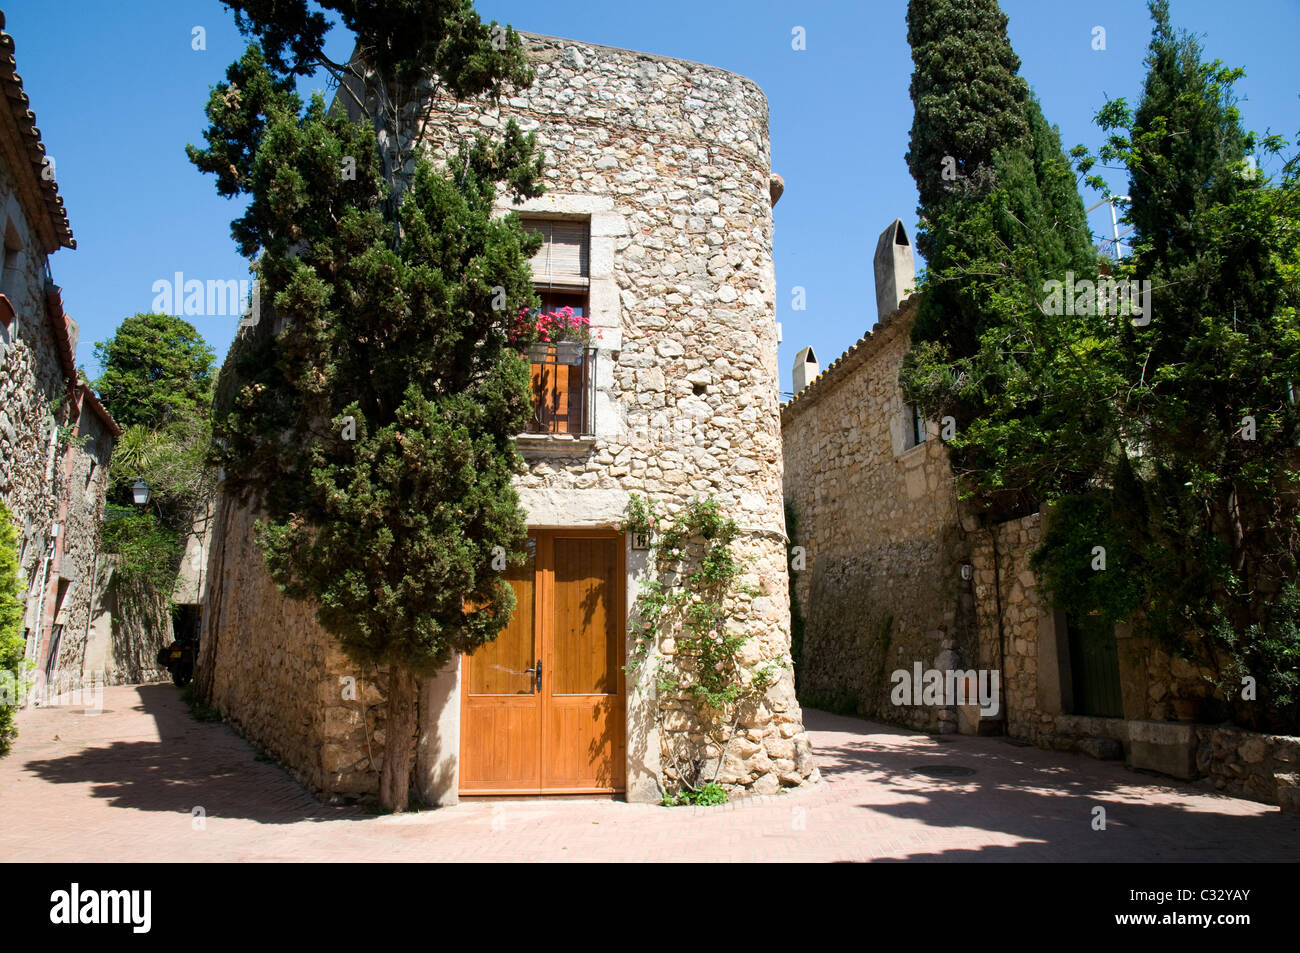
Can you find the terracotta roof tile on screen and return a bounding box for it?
[79,383,121,437]
[0,15,75,250]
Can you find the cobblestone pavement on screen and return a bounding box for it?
[1,684,1297,862]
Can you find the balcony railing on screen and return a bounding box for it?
[525,343,595,436]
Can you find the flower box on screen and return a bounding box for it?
[553,341,585,365]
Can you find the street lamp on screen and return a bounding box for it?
[131,479,150,506]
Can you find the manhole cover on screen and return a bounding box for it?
[911,765,977,779]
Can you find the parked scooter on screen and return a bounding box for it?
[156,637,195,687]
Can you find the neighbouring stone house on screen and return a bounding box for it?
[0,14,121,703]
[198,33,818,804]
[783,222,969,734]
[781,218,1300,814]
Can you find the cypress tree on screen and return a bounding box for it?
[905,0,1030,249]
[190,4,545,810]
[902,0,1102,518]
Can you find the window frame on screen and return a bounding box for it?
[902,401,928,452]
[519,216,594,438]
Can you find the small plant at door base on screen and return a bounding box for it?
[662,781,728,807]
[625,494,784,805]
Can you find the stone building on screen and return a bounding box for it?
[0,14,120,703]
[782,219,1300,813]
[199,33,818,804]
[782,220,972,733]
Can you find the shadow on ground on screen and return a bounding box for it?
[21,684,361,824]
[803,708,1300,862]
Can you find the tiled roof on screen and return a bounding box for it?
[42,283,118,437]
[79,383,122,437]
[781,292,920,417]
[0,13,75,250]
[44,282,75,379]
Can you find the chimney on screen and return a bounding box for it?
[792,345,819,393]
[874,219,915,321]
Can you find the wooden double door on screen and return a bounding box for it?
[460,531,626,795]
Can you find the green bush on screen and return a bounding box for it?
[0,500,31,757]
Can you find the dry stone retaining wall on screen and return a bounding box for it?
[1195,725,1300,810]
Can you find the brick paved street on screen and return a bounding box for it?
[1,684,1297,862]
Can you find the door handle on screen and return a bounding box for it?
[524,660,542,693]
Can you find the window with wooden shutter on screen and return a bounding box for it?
[524,218,589,288]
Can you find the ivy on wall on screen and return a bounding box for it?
[621,494,778,806]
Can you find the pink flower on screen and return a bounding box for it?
[714,662,724,671]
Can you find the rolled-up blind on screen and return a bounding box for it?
[525,219,589,285]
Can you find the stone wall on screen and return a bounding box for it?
[0,147,64,647]
[1194,725,1300,811]
[970,512,1048,741]
[47,399,114,696]
[202,32,814,801]
[781,298,974,730]
[654,532,818,795]
[202,494,395,798]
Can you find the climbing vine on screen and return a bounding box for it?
[620,494,778,805]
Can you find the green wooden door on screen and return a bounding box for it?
[1067,612,1123,717]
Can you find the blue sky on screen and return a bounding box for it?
[5,0,1299,394]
